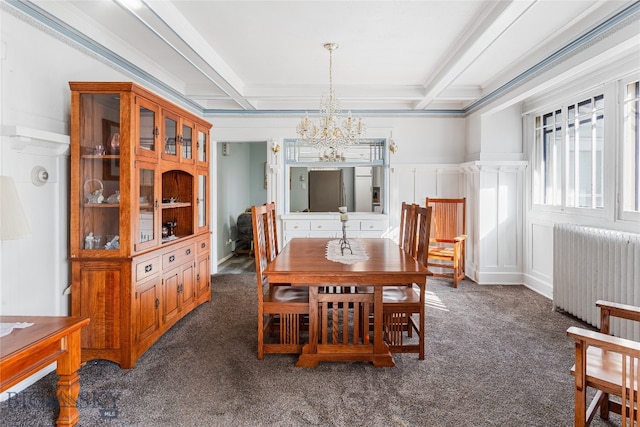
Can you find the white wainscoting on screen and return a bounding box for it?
[462,161,528,285]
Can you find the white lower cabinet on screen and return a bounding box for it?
[281,214,389,245]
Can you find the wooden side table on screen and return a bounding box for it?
[1,316,90,426]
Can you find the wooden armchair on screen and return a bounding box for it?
[567,300,640,426]
[425,197,467,287]
[252,204,308,360]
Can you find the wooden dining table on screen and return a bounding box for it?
[263,237,428,367]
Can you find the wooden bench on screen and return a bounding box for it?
[567,300,640,426]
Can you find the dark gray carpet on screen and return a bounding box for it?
[0,274,621,426]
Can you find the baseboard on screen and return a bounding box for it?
[474,271,524,285]
[217,252,235,265]
[523,274,553,300]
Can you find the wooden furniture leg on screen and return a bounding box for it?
[55,329,83,427]
[373,287,394,367]
[297,286,319,367]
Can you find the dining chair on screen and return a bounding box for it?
[381,205,430,359]
[399,202,418,257]
[425,197,467,287]
[359,205,431,359]
[252,204,309,360]
[567,300,640,426]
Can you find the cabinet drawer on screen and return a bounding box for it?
[196,235,210,253]
[135,256,161,282]
[284,220,310,231]
[310,220,342,231]
[359,220,387,231]
[163,242,196,270]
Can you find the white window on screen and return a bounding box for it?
[566,95,604,209]
[533,110,562,206]
[623,80,640,214]
[533,94,604,209]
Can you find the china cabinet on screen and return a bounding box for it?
[69,82,212,368]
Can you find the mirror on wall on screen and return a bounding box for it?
[284,139,387,214]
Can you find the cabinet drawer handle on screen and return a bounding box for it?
[169,255,175,263]
[186,248,191,255]
[155,298,160,309]
[201,242,206,249]
[145,264,153,273]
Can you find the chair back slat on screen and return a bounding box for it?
[264,202,279,262]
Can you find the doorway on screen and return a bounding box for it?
[216,141,267,264]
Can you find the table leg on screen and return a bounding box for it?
[297,286,319,367]
[419,280,426,360]
[372,287,394,367]
[55,330,82,427]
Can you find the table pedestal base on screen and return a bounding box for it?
[296,343,395,367]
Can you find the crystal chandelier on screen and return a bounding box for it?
[296,43,366,158]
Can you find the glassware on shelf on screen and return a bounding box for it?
[105,235,120,250]
[84,179,104,204]
[84,232,102,249]
[106,191,120,204]
[108,133,120,154]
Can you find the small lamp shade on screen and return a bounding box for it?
[0,176,31,240]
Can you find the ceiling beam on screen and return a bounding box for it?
[130,0,256,110]
[414,0,536,110]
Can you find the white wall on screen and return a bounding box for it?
[1,10,127,317]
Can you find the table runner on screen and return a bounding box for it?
[325,239,369,264]
[0,322,34,338]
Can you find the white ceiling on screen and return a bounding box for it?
[19,0,639,112]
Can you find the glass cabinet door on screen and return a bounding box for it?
[196,127,208,167]
[181,121,193,162]
[162,111,195,164]
[78,93,121,253]
[163,111,178,161]
[135,164,158,251]
[136,98,159,160]
[196,172,208,233]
